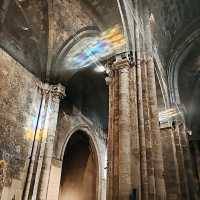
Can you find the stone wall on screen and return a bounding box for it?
[0,48,42,199]
[51,0,96,53]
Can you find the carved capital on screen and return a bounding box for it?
[106,51,135,71]
[105,51,135,84]
[36,83,66,99]
[50,83,66,99]
[113,58,130,71]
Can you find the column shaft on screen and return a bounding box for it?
[129,65,141,200]
[32,93,51,200]
[141,55,156,200]
[143,6,166,199]
[173,125,189,200]
[179,124,199,200]
[23,83,65,200]
[113,70,119,199]
[160,127,181,200]
[193,142,200,187]
[107,58,132,200]
[135,26,148,200]
[107,69,115,200]
[118,61,132,199]
[38,94,61,199]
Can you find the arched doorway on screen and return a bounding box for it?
[59,130,99,200]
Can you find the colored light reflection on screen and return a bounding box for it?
[68,25,126,69]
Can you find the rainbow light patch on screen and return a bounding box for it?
[68,25,126,68]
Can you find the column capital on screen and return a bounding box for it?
[36,82,66,99]
[50,83,66,99]
[105,51,135,85]
[106,51,135,71]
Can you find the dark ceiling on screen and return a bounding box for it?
[0,0,48,80]
[65,67,108,129]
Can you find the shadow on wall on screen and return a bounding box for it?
[59,131,98,200]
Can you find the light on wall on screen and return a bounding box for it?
[67,25,126,69]
[149,13,155,23]
[159,107,180,123]
[94,65,106,73]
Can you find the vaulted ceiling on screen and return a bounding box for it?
[1,0,200,131]
[0,0,121,82]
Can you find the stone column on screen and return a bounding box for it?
[23,85,49,200]
[117,58,132,199]
[106,61,115,200]
[135,48,148,200]
[173,123,189,200]
[140,55,156,200]
[23,83,65,200]
[160,125,181,200]
[31,86,52,200]
[193,141,200,187]
[106,56,132,200]
[37,84,65,200]
[113,69,120,199]
[129,59,141,200]
[46,159,63,200]
[179,123,199,200]
[143,6,166,200]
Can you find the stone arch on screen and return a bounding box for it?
[59,125,101,163]
[167,19,200,133]
[47,123,105,200]
[49,27,100,82]
[167,19,200,105]
[59,129,99,200]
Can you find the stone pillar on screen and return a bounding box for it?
[23,86,49,200]
[22,83,65,200]
[134,26,148,200]
[106,61,115,200]
[113,69,119,199]
[160,125,181,200]
[193,141,200,187]
[31,86,53,200]
[173,124,189,200]
[106,56,132,200]
[140,56,156,200]
[117,59,132,199]
[46,159,62,200]
[129,59,141,199]
[37,84,65,200]
[179,123,199,200]
[143,6,166,200]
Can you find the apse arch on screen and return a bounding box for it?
[167,21,200,133]
[59,125,102,200]
[167,21,200,105]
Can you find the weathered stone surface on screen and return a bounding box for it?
[52,0,95,51]
[0,48,42,198]
[160,127,181,200]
